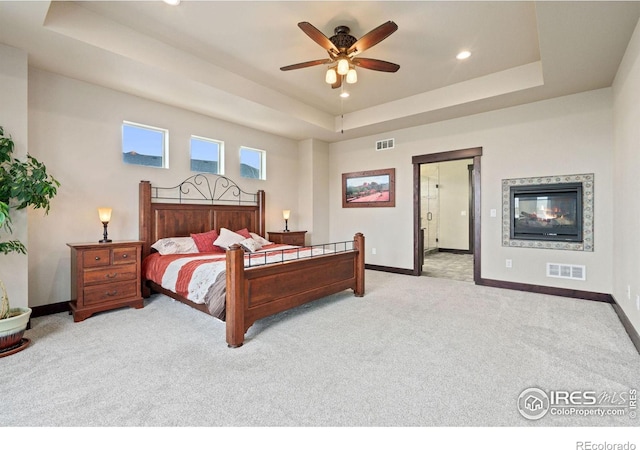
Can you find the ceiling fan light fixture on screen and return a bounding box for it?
[325,68,337,84]
[346,68,358,84]
[337,58,350,76]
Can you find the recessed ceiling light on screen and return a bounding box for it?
[340,91,350,98]
[163,0,181,5]
[456,51,471,60]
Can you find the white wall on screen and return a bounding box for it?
[330,89,614,294]
[0,44,29,309]
[27,69,301,308]
[613,18,640,333]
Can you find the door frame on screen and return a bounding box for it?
[412,147,482,281]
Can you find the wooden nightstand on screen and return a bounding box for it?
[68,241,144,322]
[267,231,307,246]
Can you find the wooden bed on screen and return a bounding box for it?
[138,174,365,347]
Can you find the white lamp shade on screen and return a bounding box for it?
[98,208,112,223]
[325,68,337,84]
[346,68,357,84]
[282,210,290,220]
[337,58,350,76]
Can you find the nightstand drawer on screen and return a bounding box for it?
[285,234,305,246]
[268,231,307,246]
[83,249,111,268]
[83,281,139,306]
[113,247,137,264]
[83,265,137,285]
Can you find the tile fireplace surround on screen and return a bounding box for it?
[502,173,594,251]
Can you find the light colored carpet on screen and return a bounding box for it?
[2,270,638,428]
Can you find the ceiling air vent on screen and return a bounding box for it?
[375,138,395,151]
[546,263,586,281]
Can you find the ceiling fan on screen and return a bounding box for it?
[280,21,400,89]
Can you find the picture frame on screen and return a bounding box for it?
[342,168,396,208]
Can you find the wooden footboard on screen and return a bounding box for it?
[225,233,365,347]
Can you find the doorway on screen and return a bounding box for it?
[412,148,482,282]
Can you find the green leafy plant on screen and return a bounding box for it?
[0,125,60,319]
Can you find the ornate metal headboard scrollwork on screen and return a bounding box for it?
[149,173,259,205]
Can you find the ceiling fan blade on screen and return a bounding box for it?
[347,21,398,56]
[280,59,332,71]
[298,22,338,54]
[352,57,400,73]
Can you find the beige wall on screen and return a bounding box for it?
[26,69,301,308]
[438,159,472,251]
[297,138,330,245]
[0,44,29,309]
[613,18,640,333]
[330,88,614,294]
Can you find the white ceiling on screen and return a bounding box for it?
[1,1,639,142]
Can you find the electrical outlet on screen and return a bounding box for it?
[506,259,512,268]
[636,294,639,311]
[628,285,632,300]
[372,248,377,255]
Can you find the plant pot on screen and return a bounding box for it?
[0,307,31,353]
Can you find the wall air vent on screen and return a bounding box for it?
[375,138,395,151]
[546,263,586,281]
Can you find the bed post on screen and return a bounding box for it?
[257,190,266,237]
[354,233,365,297]
[226,244,246,348]
[139,180,152,298]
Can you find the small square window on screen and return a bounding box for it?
[240,146,266,180]
[191,135,224,174]
[122,121,168,168]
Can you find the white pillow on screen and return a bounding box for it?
[239,238,262,253]
[151,237,198,255]
[213,228,246,249]
[250,232,272,246]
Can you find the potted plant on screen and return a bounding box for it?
[0,125,59,356]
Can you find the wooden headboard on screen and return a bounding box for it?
[139,174,265,259]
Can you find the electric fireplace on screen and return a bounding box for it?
[510,183,583,242]
[502,173,594,252]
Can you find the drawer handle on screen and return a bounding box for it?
[121,254,128,259]
[95,256,101,261]
[106,290,118,297]
[105,273,118,279]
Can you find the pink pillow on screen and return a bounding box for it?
[235,228,251,239]
[191,229,220,253]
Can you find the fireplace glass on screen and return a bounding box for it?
[510,182,583,242]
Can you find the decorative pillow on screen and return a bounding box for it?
[250,232,272,246]
[239,238,262,253]
[151,237,198,255]
[213,228,246,249]
[191,229,220,253]
[235,228,252,239]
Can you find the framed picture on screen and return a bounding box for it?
[342,168,396,208]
